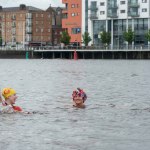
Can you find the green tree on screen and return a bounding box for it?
[100,31,111,47]
[145,29,150,49]
[82,32,91,46]
[145,29,150,42]
[123,28,134,47]
[60,31,71,46]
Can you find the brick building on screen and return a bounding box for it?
[0,4,53,47]
[62,0,82,46]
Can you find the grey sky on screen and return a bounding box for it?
[0,0,63,10]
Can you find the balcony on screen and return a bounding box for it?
[12,31,16,35]
[26,13,32,19]
[108,4,118,9]
[89,14,98,20]
[107,13,118,18]
[26,28,32,34]
[11,16,16,20]
[12,24,16,28]
[128,12,139,17]
[88,7,98,11]
[26,22,32,27]
[128,3,139,8]
[26,30,32,34]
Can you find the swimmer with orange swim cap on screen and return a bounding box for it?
[72,88,87,108]
[0,87,28,113]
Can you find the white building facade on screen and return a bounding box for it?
[85,0,150,48]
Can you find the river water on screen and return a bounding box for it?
[0,59,150,150]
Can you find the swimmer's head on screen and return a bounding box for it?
[2,88,16,99]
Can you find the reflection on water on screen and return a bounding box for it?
[0,59,150,150]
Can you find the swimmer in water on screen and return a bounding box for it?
[0,87,29,114]
[72,88,87,108]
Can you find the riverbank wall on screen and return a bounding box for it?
[0,49,150,59]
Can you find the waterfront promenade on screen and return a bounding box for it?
[0,48,150,59]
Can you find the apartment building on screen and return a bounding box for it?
[0,4,54,47]
[88,0,150,48]
[62,0,82,46]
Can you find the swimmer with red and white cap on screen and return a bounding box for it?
[72,88,87,108]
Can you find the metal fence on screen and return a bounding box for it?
[0,44,150,51]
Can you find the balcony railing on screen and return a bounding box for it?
[26,14,32,19]
[26,30,32,34]
[12,24,16,28]
[128,12,139,17]
[11,16,16,20]
[12,32,16,35]
[107,13,118,18]
[128,3,139,7]
[88,7,98,11]
[108,5,118,9]
[89,14,98,20]
[26,22,32,26]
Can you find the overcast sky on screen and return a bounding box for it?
[0,0,63,10]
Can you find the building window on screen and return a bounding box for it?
[41,14,44,17]
[142,8,147,12]
[71,13,79,16]
[71,4,75,8]
[48,14,51,18]
[142,0,147,2]
[120,1,125,4]
[36,14,38,17]
[120,10,125,13]
[36,28,38,32]
[72,28,81,34]
[100,2,105,6]
[100,11,105,15]
[57,11,60,15]
[48,29,51,32]
[72,13,75,16]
